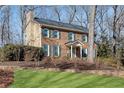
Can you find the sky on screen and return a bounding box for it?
[1,5,124,45]
[7,5,90,44]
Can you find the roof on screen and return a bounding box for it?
[33,17,88,33]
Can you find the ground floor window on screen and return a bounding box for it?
[52,45,61,57]
[42,44,49,56]
[42,44,61,57]
[82,49,88,57]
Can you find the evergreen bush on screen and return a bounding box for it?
[0,44,44,62]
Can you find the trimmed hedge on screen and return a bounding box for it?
[0,44,44,62]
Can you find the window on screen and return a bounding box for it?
[51,30,60,39]
[82,49,88,57]
[42,28,49,37]
[42,44,49,56]
[68,32,75,41]
[52,45,60,57]
[82,35,87,42]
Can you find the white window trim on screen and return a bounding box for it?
[48,45,50,56]
[85,48,88,55]
[57,31,60,39]
[58,45,60,56]
[72,33,75,41]
[48,30,50,38]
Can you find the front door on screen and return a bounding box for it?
[68,47,84,58]
[76,47,80,58]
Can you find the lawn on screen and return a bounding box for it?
[10,69,124,88]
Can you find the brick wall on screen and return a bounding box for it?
[25,11,89,57]
[41,28,88,57]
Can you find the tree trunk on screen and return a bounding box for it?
[88,5,97,63]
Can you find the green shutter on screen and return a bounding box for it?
[51,45,53,57]
[59,32,61,39]
[74,33,75,41]
[59,45,61,57]
[68,33,69,41]
[49,30,51,38]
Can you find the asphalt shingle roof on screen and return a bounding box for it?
[34,17,88,33]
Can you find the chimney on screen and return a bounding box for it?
[25,11,34,46]
[26,11,34,23]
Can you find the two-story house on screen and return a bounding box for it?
[25,11,96,59]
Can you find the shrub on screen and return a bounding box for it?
[24,46,44,61]
[0,44,44,61]
[3,44,18,61]
[0,48,4,62]
[96,57,117,68]
[119,48,124,66]
[97,43,112,57]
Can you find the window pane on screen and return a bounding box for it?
[42,28,49,37]
[43,44,49,56]
[82,35,87,42]
[51,30,59,38]
[68,32,74,41]
[53,45,59,56]
[82,49,87,57]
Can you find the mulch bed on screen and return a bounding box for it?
[20,61,115,70]
[0,69,14,88]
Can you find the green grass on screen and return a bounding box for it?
[10,69,124,88]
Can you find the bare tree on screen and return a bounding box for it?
[95,6,109,43]
[107,6,124,56]
[19,5,37,45]
[51,6,77,24]
[0,5,5,10]
[19,6,28,44]
[78,6,90,28]
[67,6,77,24]
[0,6,11,46]
[88,5,97,63]
[53,6,62,22]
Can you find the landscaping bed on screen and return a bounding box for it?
[0,69,14,88]
[19,61,115,70]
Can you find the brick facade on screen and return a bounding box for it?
[41,27,88,57]
[25,11,95,58]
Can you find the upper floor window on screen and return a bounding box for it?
[82,35,87,42]
[68,32,75,41]
[51,30,60,39]
[42,28,49,38]
[42,44,49,56]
